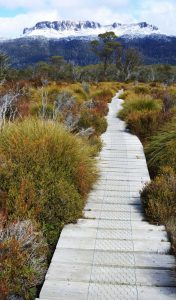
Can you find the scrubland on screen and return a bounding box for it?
[0,81,119,299]
[119,82,176,254]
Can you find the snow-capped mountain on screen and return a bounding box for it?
[1,20,175,68]
[23,20,160,39]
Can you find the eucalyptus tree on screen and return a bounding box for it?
[116,47,142,81]
[91,31,121,79]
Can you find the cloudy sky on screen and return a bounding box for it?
[0,0,175,37]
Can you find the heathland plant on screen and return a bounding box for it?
[118,94,163,139]
[146,120,176,174]
[141,166,176,253]
[0,220,48,299]
[0,119,98,246]
[125,110,162,139]
[141,166,176,223]
[119,95,162,120]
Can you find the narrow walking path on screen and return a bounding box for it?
[37,92,176,300]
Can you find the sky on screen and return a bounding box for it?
[0,0,175,38]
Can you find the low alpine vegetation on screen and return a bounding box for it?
[118,93,163,139]
[141,166,176,253]
[0,118,98,299]
[119,83,176,254]
[146,120,176,175]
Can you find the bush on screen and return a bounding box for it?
[126,110,163,140]
[141,166,176,223]
[0,220,48,299]
[134,85,150,94]
[92,89,113,103]
[78,109,107,135]
[146,120,176,174]
[0,119,98,246]
[88,135,102,155]
[74,86,88,100]
[119,95,162,120]
[141,166,176,253]
[31,103,54,118]
[118,95,163,139]
[119,91,128,100]
[167,217,176,255]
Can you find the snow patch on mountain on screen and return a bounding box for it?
[23,20,161,39]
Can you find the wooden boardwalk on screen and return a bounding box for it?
[37,92,176,300]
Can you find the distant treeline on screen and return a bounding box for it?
[0,34,176,68]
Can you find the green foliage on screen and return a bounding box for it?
[141,166,176,253]
[98,31,117,41]
[119,95,162,120]
[77,86,113,135]
[116,48,141,81]
[0,51,9,83]
[119,91,128,100]
[91,31,119,78]
[119,83,176,255]
[141,166,176,223]
[31,103,54,118]
[88,135,102,155]
[78,109,107,135]
[73,86,88,101]
[146,120,176,174]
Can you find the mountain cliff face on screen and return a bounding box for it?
[23,21,101,35]
[23,20,160,39]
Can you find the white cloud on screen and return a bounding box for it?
[0,0,130,10]
[82,6,135,24]
[138,0,176,35]
[0,0,175,37]
[0,10,60,38]
[0,0,135,38]
[100,0,130,7]
[0,0,44,9]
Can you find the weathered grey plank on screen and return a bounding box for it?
[51,249,175,269]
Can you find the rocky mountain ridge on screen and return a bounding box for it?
[23,20,160,39]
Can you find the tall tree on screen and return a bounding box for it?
[116,48,141,81]
[0,52,9,84]
[91,32,120,79]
